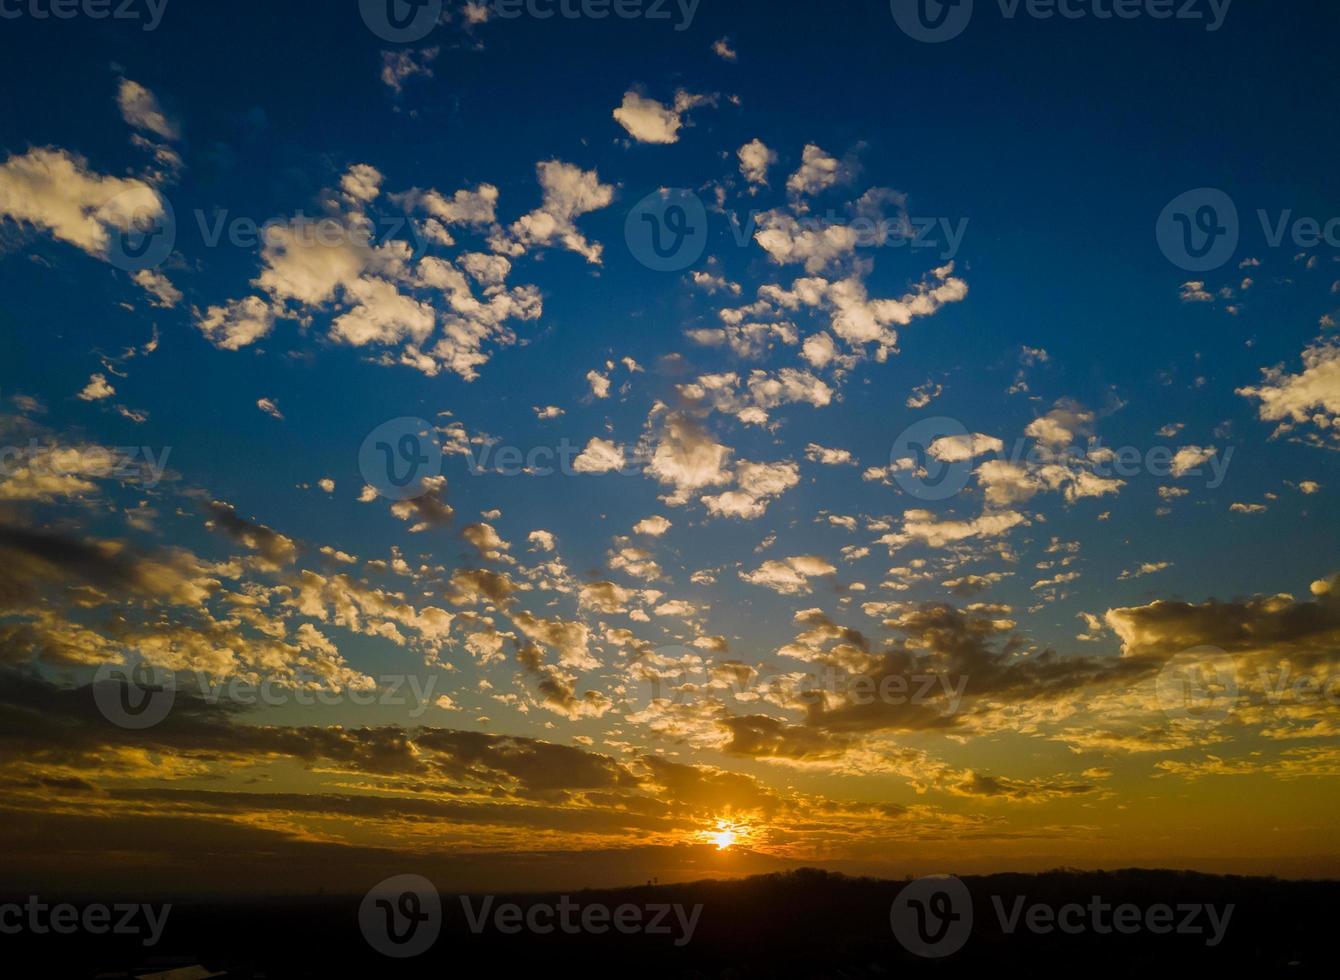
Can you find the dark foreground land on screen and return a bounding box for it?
[4,868,1335,978]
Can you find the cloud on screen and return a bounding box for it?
[463,522,510,560]
[633,516,672,537]
[203,500,297,569]
[738,139,776,188]
[612,89,713,144]
[76,374,115,402]
[1170,445,1217,477]
[256,398,283,420]
[1025,401,1094,447]
[712,37,738,61]
[132,268,182,308]
[380,47,439,93]
[1105,577,1340,660]
[805,444,856,466]
[1238,339,1340,447]
[786,144,848,196]
[928,432,1004,463]
[116,79,179,141]
[0,147,165,258]
[703,460,800,520]
[880,509,1030,551]
[572,438,625,474]
[195,296,277,351]
[494,161,613,263]
[740,556,836,595]
[647,414,734,504]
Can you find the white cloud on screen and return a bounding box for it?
[572,438,625,474]
[380,47,438,93]
[740,556,836,595]
[77,374,115,402]
[117,79,179,141]
[928,432,1003,463]
[587,369,611,399]
[786,144,847,196]
[1170,445,1217,477]
[0,147,165,258]
[195,296,277,351]
[880,509,1030,550]
[712,37,738,61]
[738,139,776,188]
[805,443,856,466]
[612,89,713,144]
[1238,339,1340,447]
[633,515,672,537]
[494,161,613,264]
[132,269,181,308]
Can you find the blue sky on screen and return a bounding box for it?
[1,0,1339,886]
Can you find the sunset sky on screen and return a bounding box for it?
[1,1,1338,895]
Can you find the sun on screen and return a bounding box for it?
[709,828,738,850]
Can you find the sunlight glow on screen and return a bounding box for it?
[709,828,738,850]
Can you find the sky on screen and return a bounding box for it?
[1,0,1339,894]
